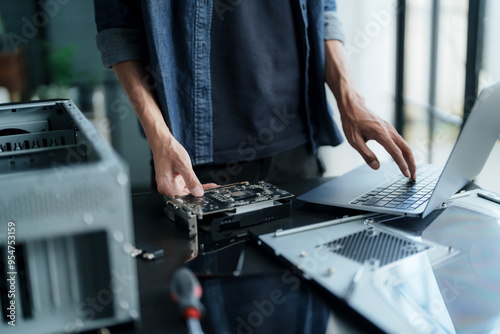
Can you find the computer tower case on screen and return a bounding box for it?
[0,100,140,333]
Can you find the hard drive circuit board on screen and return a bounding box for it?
[165,181,294,216]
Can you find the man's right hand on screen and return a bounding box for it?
[151,136,218,197]
[112,60,217,197]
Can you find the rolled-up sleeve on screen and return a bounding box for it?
[324,1,345,43]
[96,28,148,69]
[94,0,148,68]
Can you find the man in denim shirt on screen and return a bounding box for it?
[94,1,416,197]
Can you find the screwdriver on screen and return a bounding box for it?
[170,267,205,334]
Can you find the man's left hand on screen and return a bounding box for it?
[338,92,416,180]
[325,39,416,180]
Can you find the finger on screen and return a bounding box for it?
[408,156,417,181]
[156,175,184,197]
[389,131,417,180]
[376,134,411,178]
[179,166,204,197]
[351,136,380,170]
[400,141,417,180]
[203,183,220,190]
[178,183,218,197]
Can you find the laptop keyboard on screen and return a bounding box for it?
[350,165,443,211]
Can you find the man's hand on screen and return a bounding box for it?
[325,40,416,180]
[151,135,218,197]
[112,60,217,197]
[337,92,416,180]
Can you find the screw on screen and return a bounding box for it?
[83,212,94,225]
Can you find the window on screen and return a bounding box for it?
[404,0,468,166]
[475,0,500,191]
[324,0,499,192]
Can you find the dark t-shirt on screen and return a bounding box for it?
[210,0,308,164]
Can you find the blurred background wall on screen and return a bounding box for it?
[0,1,150,192]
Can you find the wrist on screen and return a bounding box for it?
[145,121,174,153]
[336,85,365,118]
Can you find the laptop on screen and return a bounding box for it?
[299,82,500,218]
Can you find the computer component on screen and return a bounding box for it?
[186,242,246,278]
[131,242,165,261]
[255,214,459,333]
[0,100,140,333]
[299,81,500,218]
[164,181,293,256]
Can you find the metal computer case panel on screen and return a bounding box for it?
[0,100,140,333]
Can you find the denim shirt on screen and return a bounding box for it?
[94,0,345,165]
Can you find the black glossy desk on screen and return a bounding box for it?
[123,179,500,334]
[125,178,374,334]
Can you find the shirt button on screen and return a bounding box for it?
[201,42,207,52]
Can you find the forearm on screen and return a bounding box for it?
[324,40,364,119]
[112,60,173,151]
[112,61,210,196]
[324,39,416,179]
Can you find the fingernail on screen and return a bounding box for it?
[405,169,410,178]
[369,160,379,169]
[192,185,204,197]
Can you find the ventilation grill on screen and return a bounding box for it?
[0,231,113,325]
[322,228,429,267]
[0,129,76,153]
[0,185,111,220]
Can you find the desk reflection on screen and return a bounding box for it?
[422,205,500,333]
[179,193,500,333]
[199,272,328,334]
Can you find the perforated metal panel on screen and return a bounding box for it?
[322,227,430,267]
[0,185,112,220]
[0,232,112,324]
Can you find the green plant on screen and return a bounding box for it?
[48,44,78,87]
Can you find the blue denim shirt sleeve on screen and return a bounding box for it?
[324,0,345,42]
[94,0,148,68]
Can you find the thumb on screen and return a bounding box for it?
[356,141,380,170]
[180,167,204,197]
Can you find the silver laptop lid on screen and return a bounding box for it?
[422,82,500,216]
